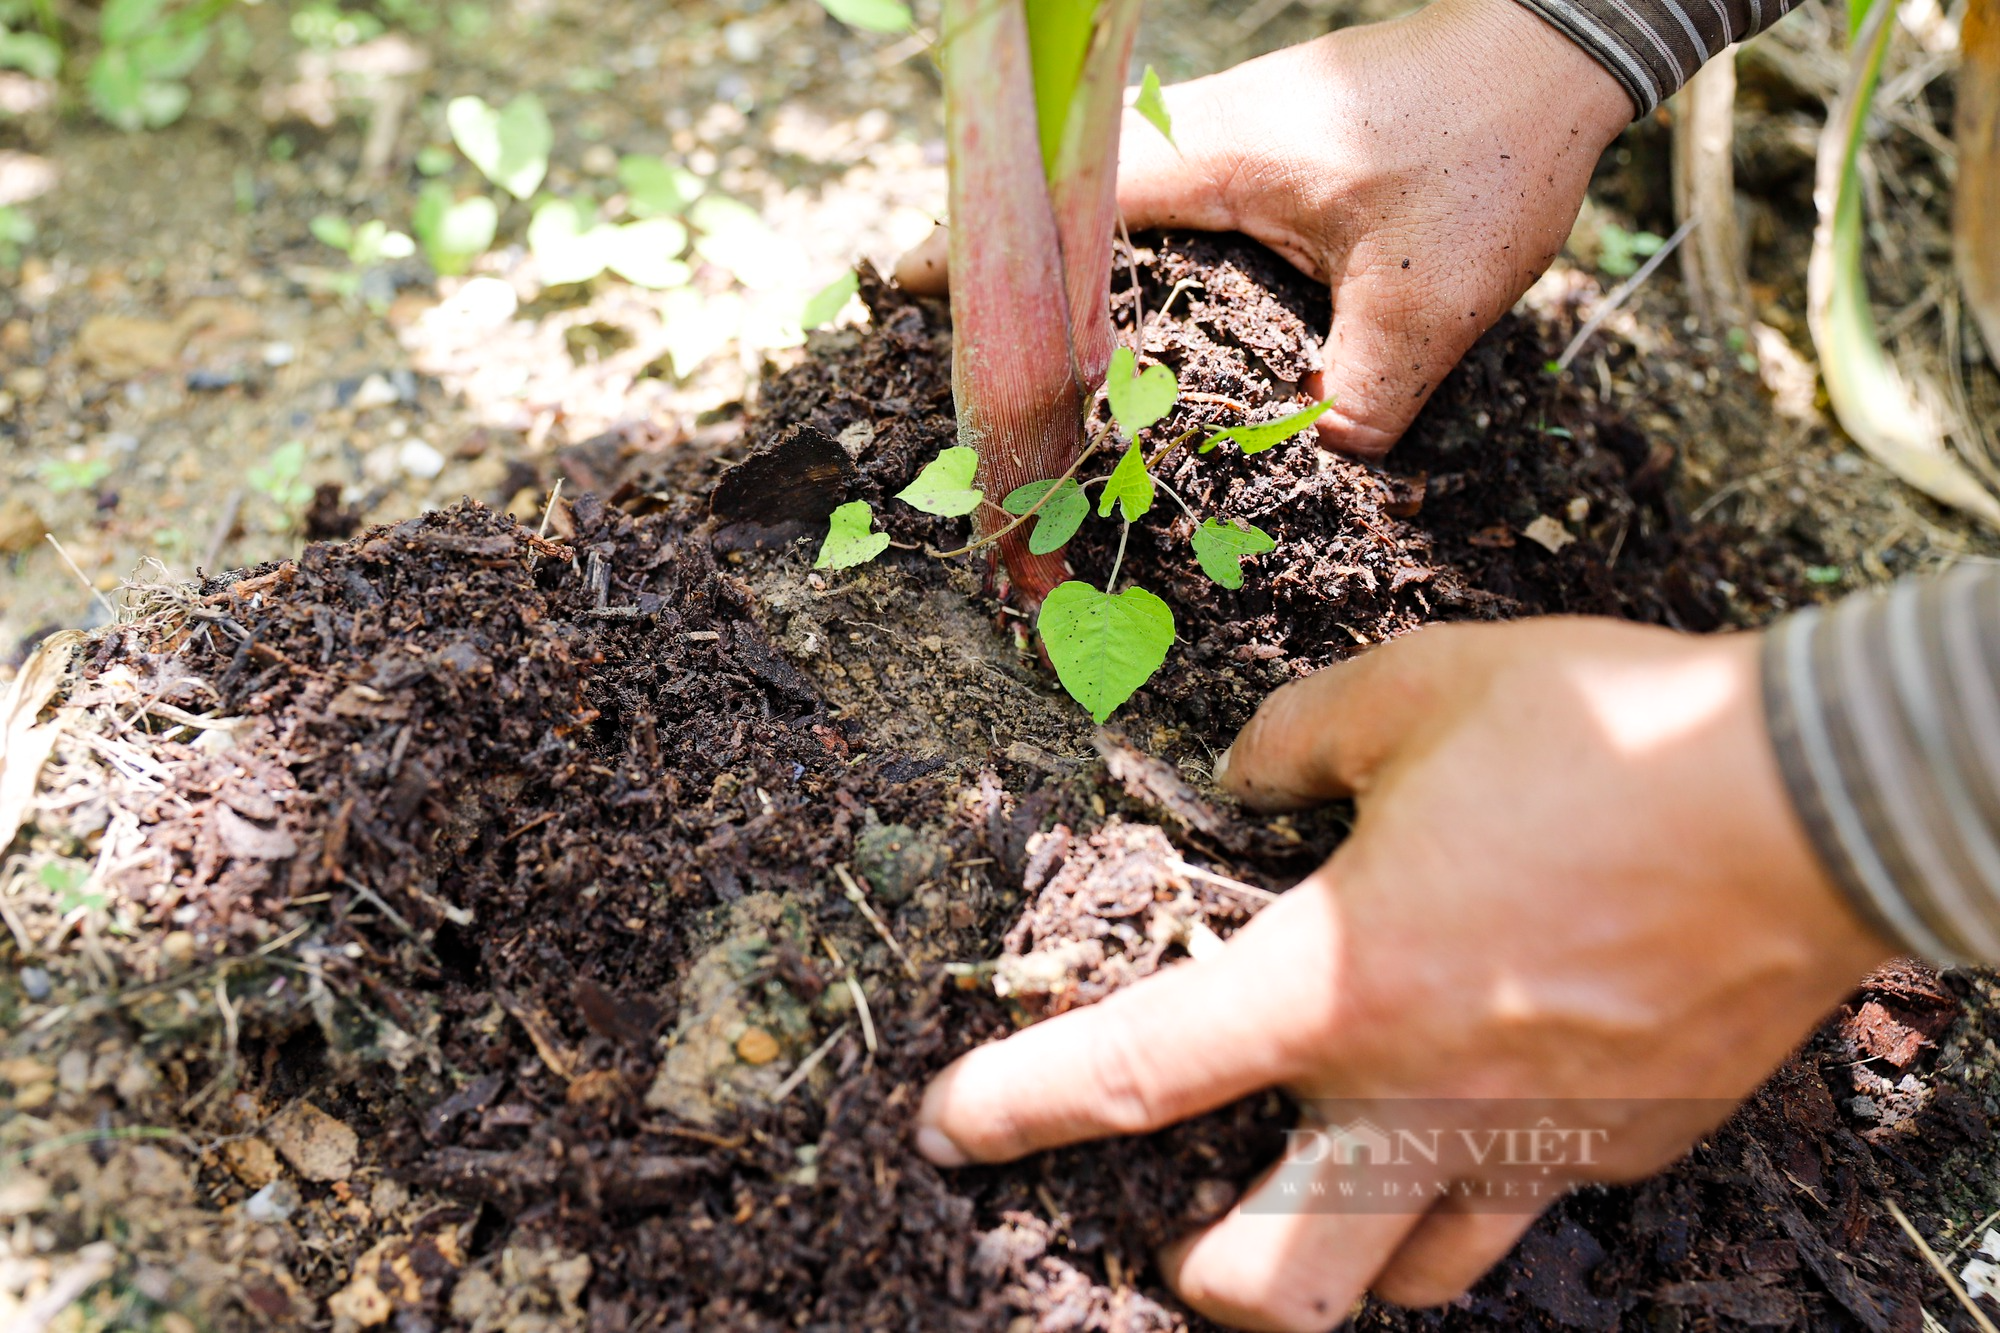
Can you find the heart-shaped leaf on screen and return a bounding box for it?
[897,446,983,516]
[815,500,890,570]
[1200,399,1335,455]
[618,155,702,217]
[1191,518,1276,590]
[1097,442,1155,522]
[1038,581,1175,723]
[1106,345,1178,439]
[1002,477,1088,555]
[803,270,859,329]
[412,183,497,276]
[448,93,551,200]
[605,218,691,289]
[527,199,609,286]
[1133,65,1175,147]
[817,0,913,33]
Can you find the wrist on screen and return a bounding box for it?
[1425,0,1634,148]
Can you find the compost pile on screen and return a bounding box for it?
[7,234,1996,1332]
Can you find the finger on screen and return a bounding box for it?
[1307,248,1497,459]
[1370,1201,1539,1308]
[916,883,1341,1165]
[1217,624,1475,811]
[1115,95,1240,234]
[1160,1165,1426,1333]
[892,224,950,295]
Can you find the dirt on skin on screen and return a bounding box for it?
[3,233,1996,1333]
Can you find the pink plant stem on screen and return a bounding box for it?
[1047,0,1141,389]
[942,0,1082,603]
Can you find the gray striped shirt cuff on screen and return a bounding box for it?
[1762,566,2000,966]
[1512,0,1802,115]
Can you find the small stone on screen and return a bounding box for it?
[265,1100,358,1181]
[243,1179,299,1222]
[349,372,399,411]
[162,931,196,968]
[0,1172,51,1218]
[580,143,618,175]
[6,365,46,401]
[398,439,445,480]
[13,1081,54,1110]
[17,966,50,1001]
[260,341,296,367]
[223,1137,282,1188]
[735,1028,780,1065]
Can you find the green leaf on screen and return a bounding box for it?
[689,194,801,290]
[605,218,691,289]
[1190,518,1275,590]
[447,93,551,201]
[815,500,890,570]
[415,144,457,177]
[896,446,983,516]
[527,198,609,286]
[0,29,59,79]
[1002,477,1088,555]
[1133,65,1174,147]
[1097,442,1154,521]
[246,439,312,510]
[816,0,912,34]
[1024,0,1094,173]
[802,270,859,329]
[1200,399,1335,455]
[411,184,497,276]
[98,0,163,47]
[310,213,354,253]
[1038,581,1175,723]
[618,154,701,217]
[1105,345,1178,439]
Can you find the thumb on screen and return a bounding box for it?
[1307,246,1496,459]
[1218,625,1473,811]
[892,223,950,296]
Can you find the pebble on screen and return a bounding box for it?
[348,372,400,411]
[735,1028,780,1065]
[17,966,49,1001]
[244,1180,300,1223]
[398,439,446,480]
[261,341,296,367]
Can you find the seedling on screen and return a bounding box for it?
[447,93,552,201]
[87,0,229,130]
[411,182,497,277]
[803,2,1305,721]
[36,456,112,495]
[246,439,314,513]
[0,205,31,267]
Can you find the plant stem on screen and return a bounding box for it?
[1151,472,1199,522]
[1105,520,1130,592]
[930,424,1114,559]
[942,0,1085,601]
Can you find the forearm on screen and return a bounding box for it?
[1764,566,2000,965]
[1509,0,1805,115]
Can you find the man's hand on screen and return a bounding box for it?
[897,0,1634,456]
[915,620,1893,1332]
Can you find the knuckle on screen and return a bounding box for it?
[1086,1006,1168,1135]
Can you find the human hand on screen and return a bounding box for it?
[915,619,1893,1332]
[897,0,1634,457]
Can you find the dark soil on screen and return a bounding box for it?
[47,233,1997,1331]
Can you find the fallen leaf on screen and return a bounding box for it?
[0,496,45,555]
[0,631,82,855]
[1522,514,1576,553]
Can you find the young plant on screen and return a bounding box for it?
[310,213,415,304]
[87,0,230,130]
[411,181,497,277]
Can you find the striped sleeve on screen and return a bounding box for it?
[1510,0,1801,115]
[1762,566,2000,966]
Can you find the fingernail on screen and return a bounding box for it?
[1212,745,1232,787]
[915,1125,969,1167]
